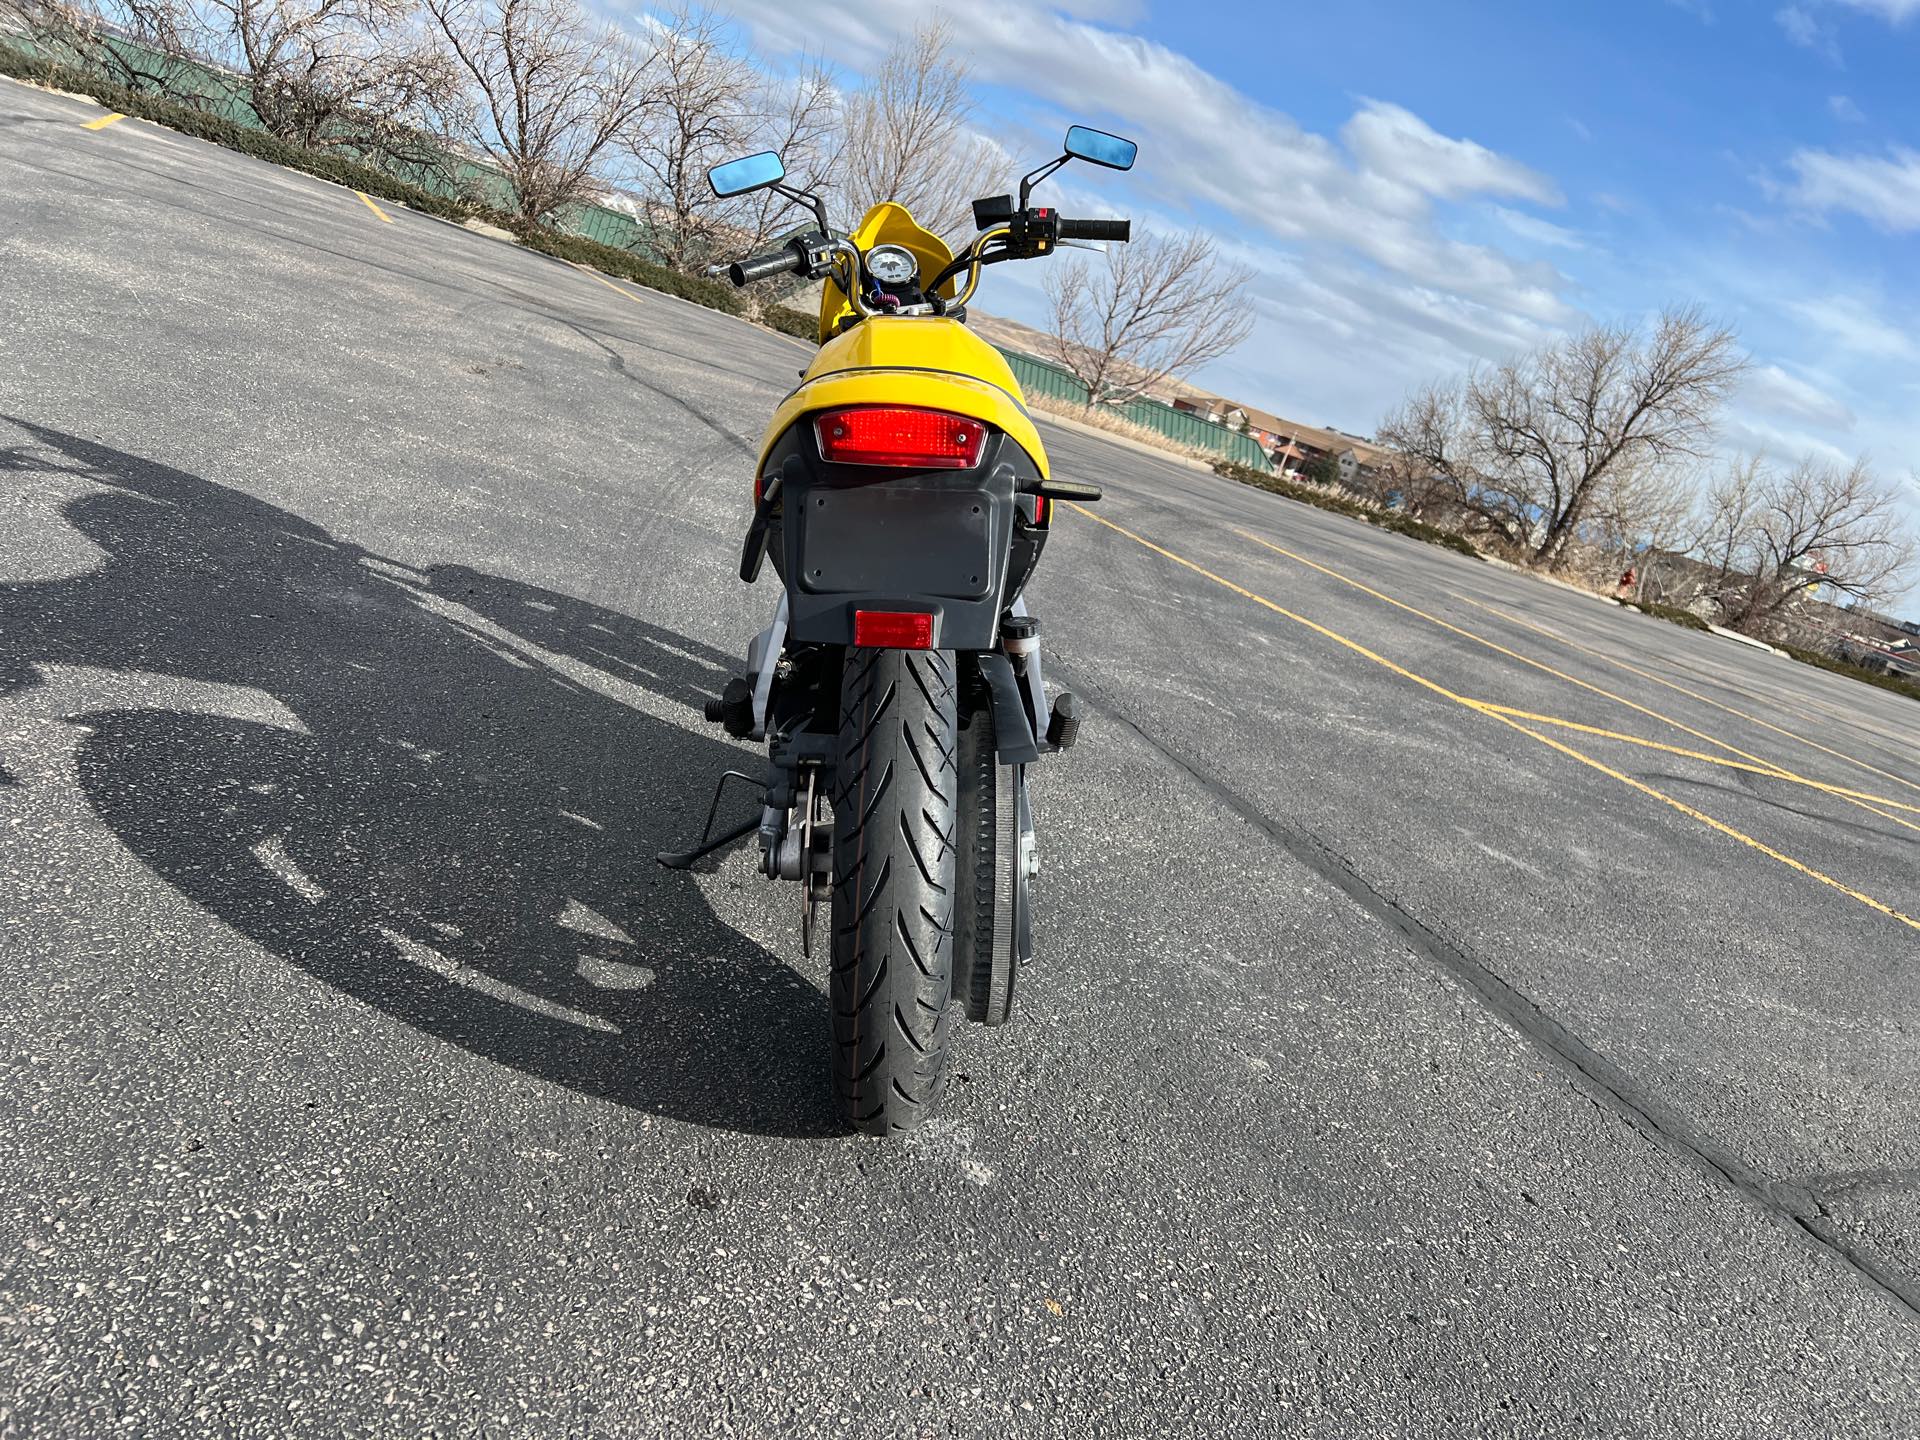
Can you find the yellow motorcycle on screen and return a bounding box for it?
[663,126,1137,1134]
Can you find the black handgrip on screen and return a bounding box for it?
[1057,218,1131,243]
[728,247,800,286]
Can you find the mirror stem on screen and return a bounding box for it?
[1017,155,1070,209]
[771,182,831,237]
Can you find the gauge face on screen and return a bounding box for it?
[867,245,919,288]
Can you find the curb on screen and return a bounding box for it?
[1480,555,1625,605]
[1708,624,1790,658]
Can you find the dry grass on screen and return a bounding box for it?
[1024,393,1217,464]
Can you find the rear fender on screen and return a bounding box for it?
[761,424,1048,652]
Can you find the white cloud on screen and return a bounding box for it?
[1783,145,1920,229]
[1777,4,1843,60]
[1491,206,1586,250]
[1341,100,1560,208]
[1744,364,1857,429]
[1828,94,1866,122]
[1783,294,1915,359]
[1835,0,1920,18]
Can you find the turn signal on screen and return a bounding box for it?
[815,407,987,469]
[853,610,935,649]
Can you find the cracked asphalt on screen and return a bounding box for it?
[3,78,1919,1438]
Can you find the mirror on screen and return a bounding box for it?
[1064,126,1137,172]
[708,151,785,198]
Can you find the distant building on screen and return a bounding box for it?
[1171,399,1392,481]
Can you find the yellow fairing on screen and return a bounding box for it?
[760,314,1049,480]
[818,202,959,344]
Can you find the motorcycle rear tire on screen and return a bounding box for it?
[828,647,958,1134]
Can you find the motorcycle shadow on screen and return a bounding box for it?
[0,418,834,1139]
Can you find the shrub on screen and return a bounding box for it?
[508,225,742,314]
[761,305,818,340]
[1778,644,1920,704]
[1627,601,1712,632]
[1211,459,1481,559]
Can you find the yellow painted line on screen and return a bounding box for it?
[1478,710,1920,934]
[1067,505,1472,708]
[1470,703,1920,819]
[1230,526,1920,839]
[571,262,648,307]
[1067,503,1920,935]
[355,191,393,223]
[1448,589,1920,799]
[83,112,127,131]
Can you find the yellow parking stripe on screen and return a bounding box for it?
[1230,527,1920,839]
[1480,709,1920,933]
[1447,590,1920,798]
[1471,703,1920,819]
[571,262,648,307]
[1068,503,1920,935]
[355,191,393,223]
[83,112,127,130]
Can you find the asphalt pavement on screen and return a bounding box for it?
[4,78,1919,1438]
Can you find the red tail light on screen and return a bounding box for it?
[814,407,987,469]
[853,610,934,649]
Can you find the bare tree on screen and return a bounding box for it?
[1585,462,1700,601]
[5,0,202,97]
[422,0,654,222]
[1464,307,1745,570]
[1374,380,1491,526]
[832,18,991,238]
[732,60,838,246]
[1694,453,1765,601]
[618,7,837,273]
[616,5,752,270]
[1043,231,1255,405]
[1714,456,1917,633]
[124,0,462,160]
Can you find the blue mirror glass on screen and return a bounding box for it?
[708,151,785,198]
[1064,126,1137,171]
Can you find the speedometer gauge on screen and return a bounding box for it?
[867,245,919,288]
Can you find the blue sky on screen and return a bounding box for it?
[694,0,1920,519]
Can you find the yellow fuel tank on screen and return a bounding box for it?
[756,316,1049,480]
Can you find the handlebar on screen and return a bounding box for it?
[728,246,801,286]
[1057,218,1131,243]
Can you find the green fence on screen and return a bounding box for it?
[14,29,666,258]
[996,350,1273,472]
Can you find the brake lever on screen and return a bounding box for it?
[1055,240,1109,253]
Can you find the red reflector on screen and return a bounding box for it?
[853,610,934,649]
[815,407,987,469]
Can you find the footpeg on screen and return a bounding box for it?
[1045,691,1081,751]
[705,677,756,737]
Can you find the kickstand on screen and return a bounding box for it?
[656,770,761,870]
